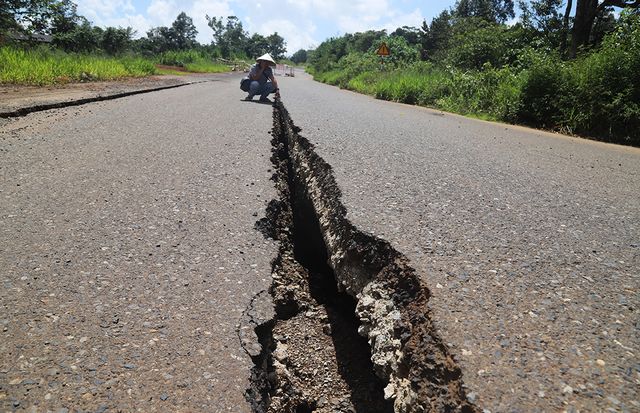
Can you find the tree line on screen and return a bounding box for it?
[308,0,638,69]
[0,0,287,59]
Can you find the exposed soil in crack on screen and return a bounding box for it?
[243,100,481,413]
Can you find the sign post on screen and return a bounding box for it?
[376,42,390,70]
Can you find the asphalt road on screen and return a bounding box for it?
[1,71,638,413]
[1,78,277,412]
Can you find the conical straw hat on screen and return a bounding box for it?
[256,53,276,66]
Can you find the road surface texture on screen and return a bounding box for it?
[0,69,638,413]
[1,77,277,412]
[280,72,639,412]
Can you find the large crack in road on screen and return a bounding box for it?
[242,100,480,413]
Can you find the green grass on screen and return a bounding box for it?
[155,67,189,76]
[183,61,229,73]
[0,46,157,85]
[157,50,232,73]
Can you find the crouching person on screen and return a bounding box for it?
[240,53,280,102]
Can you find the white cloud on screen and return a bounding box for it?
[77,0,152,36]
[256,18,318,55]
[189,0,234,43]
[146,0,176,22]
[78,0,137,23]
[381,8,424,32]
[108,14,154,36]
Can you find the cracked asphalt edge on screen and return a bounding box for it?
[0,80,211,119]
[240,99,481,412]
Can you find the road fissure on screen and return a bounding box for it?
[244,100,480,412]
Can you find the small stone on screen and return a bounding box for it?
[596,359,605,367]
[274,345,288,363]
[467,392,477,403]
[563,385,574,394]
[607,396,620,405]
[96,405,108,413]
[245,343,262,358]
[123,363,136,370]
[160,393,169,401]
[538,391,545,398]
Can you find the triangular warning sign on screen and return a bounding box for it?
[376,42,390,56]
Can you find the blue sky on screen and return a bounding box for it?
[75,0,460,55]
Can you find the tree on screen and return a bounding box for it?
[102,26,133,55]
[455,0,515,23]
[142,12,198,53]
[391,26,420,45]
[49,0,80,35]
[353,30,385,52]
[206,15,247,57]
[171,12,197,50]
[445,19,513,69]
[266,32,286,59]
[245,33,268,58]
[52,18,102,52]
[1,0,73,35]
[420,10,453,60]
[291,48,308,64]
[518,0,565,48]
[570,0,638,57]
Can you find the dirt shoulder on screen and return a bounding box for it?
[0,73,229,116]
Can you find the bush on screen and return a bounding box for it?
[444,18,528,70]
[158,49,204,66]
[516,48,567,127]
[517,11,639,144]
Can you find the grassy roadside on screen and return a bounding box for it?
[0,46,232,86]
[314,62,521,124]
[312,51,639,147]
[0,46,157,85]
[309,13,639,147]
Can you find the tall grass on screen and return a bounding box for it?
[157,50,231,73]
[331,62,521,121]
[0,46,156,85]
